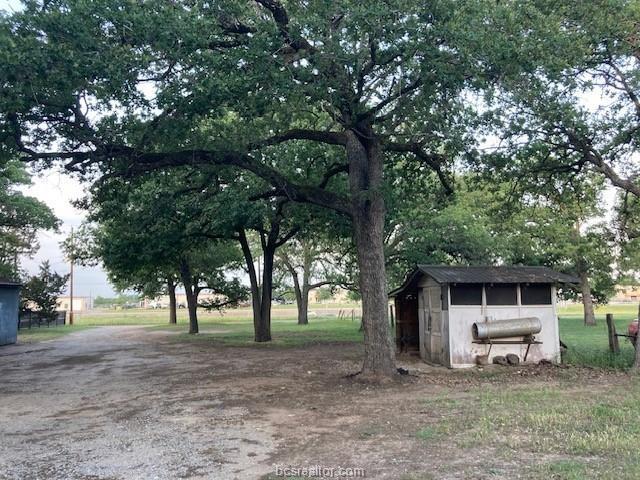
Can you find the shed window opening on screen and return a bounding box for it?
[450,284,482,305]
[521,284,552,305]
[485,284,518,305]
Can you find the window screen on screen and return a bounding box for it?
[450,284,482,305]
[521,284,552,305]
[486,284,518,305]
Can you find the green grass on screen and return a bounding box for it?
[152,316,364,348]
[558,304,637,369]
[416,426,441,441]
[72,302,360,326]
[538,460,589,480]
[16,306,365,348]
[17,325,94,343]
[71,309,234,325]
[17,303,639,369]
[416,381,640,479]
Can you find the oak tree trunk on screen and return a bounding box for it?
[256,245,275,341]
[168,279,177,325]
[179,260,199,334]
[297,287,309,325]
[288,263,309,325]
[238,229,273,342]
[579,271,596,326]
[185,288,199,334]
[346,128,396,378]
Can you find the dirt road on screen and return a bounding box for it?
[0,327,283,479]
[0,327,626,480]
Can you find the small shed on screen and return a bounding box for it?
[390,266,578,368]
[0,279,21,346]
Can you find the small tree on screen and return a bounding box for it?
[20,261,69,321]
[277,237,343,325]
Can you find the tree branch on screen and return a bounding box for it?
[19,146,352,215]
[566,130,640,197]
[250,128,348,149]
[383,141,454,195]
[608,60,640,121]
[254,0,315,53]
[275,226,299,248]
[307,280,333,290]
[365,76,423,119]
[318,162,349,188]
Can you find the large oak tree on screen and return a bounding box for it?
[1,0,624,377]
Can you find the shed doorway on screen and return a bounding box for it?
[421,286,442,364]
[394,292,420,353]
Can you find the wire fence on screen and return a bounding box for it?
[18,311,67,330]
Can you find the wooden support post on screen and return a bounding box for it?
[389,304,395,327]
[606,313,620,354]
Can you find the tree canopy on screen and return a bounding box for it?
[2,0,638,377]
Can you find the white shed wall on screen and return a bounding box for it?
[446,287,560,368]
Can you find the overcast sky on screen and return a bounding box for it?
[1,0,116,298]
[20,169,117,298]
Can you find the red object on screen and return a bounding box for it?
[628,320,639,340]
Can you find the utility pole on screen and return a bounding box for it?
[257,255,262,291]
[69,228,74,326]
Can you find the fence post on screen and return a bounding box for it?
[606,313,620,354]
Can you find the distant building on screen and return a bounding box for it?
[56,296,91,312]
[142,292,225,309]
[611,285,640,303]
[308,287,351,304]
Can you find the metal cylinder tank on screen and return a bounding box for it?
[472,317,542,340]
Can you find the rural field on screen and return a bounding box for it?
[2,303,638,480]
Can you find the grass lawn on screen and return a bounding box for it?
[17,310,364,347]
[558,304,637,369]
[415,380,640,479]
[151,316,364,348]
[17,324,94,343]
[18,302,640,368]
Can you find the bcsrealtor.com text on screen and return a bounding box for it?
[274,465,366,478]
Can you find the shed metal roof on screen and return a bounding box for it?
[416,265,579,284]
[390,265,579,297]
[0,278,21,287]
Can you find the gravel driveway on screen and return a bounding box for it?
[3,325,616,480]
[0,327,275,480]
